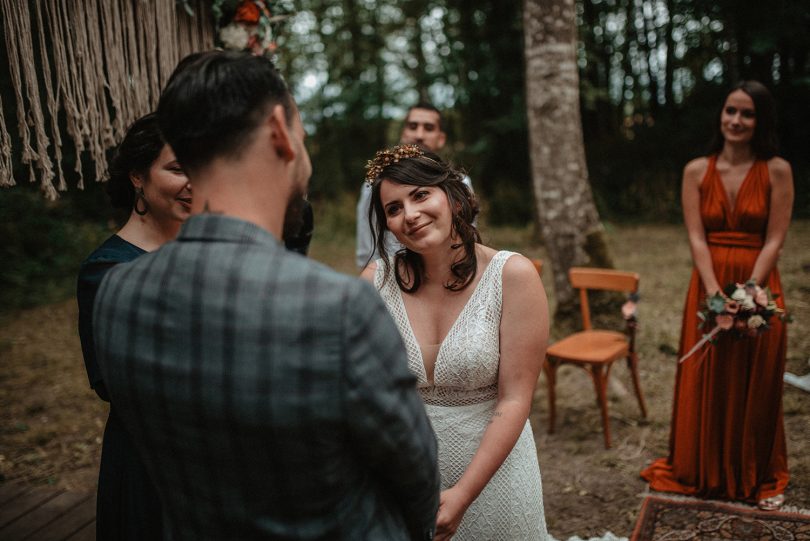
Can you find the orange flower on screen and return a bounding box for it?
[235,1,261,24]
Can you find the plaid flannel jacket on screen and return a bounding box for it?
[94,214,439,541]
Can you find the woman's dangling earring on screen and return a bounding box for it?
[134,187,149,216]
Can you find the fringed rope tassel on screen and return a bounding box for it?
[15,0,58,200]
[34,0,66,192]
[0,94,15,188]
[0,0,215,197]
[1,0,38,188]
[48,0,88,188]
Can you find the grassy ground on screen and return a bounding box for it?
[1,210,808,539]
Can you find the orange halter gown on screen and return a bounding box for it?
[641,156,789,502]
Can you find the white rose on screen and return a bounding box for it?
[747,315,765,328]
[741,295,756,310]
[219,23,250,50]
[731,288,747,302]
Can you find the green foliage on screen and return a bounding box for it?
[708,293,727,314]
[486,181,534,226]
[0,185,111,313]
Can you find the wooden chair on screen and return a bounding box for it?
[544,267,647,448]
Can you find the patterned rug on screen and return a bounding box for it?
[631,495,810,540]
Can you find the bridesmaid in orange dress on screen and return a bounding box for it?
[641,81,794,510]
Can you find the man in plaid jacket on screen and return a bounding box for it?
[94,51,439,541]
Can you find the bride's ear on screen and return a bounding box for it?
[129,171,145,190]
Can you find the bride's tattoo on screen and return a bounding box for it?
[489,411,503,423]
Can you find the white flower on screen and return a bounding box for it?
[261,28,274,49]
[219,23,250,50]
[741,295,756,310]
[747,315,765,328]
[731,288,747,302]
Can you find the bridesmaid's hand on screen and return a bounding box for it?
[433,487,471,540]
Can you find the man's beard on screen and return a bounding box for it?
[281,191,312,247]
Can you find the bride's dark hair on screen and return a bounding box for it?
[368,149,480,293]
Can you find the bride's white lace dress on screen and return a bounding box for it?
[375,251,548,540]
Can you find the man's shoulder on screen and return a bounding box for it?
[103,239,373,304]
[277,252,368,292]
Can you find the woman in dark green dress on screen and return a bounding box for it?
[77,113,191,540]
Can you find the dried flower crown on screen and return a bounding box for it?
[364,144,426,186]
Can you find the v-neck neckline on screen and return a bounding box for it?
[713,156,756,221]
[397,251,503,385]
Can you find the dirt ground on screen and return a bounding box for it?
[1,222,808,539]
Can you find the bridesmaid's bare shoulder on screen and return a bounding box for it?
[766,157,793,186]
[683,157,710,186]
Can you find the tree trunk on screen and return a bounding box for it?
[523,0,614,319]
[640,0,661,115]
[663,0,676,107]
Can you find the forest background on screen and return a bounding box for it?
[1,0,809,309]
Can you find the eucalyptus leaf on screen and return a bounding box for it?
[708,293,727,314]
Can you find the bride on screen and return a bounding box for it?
[361,144,549,540]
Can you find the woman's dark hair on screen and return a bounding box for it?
[707,80,779,160]
[369,150,480,293]
[106,113,165,210]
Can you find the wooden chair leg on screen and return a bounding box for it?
[544,358,557,434]
[626,352,647,418]
[590,365,611,448]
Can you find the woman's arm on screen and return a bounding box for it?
[682,158,721,295]
[750,158,794,284]
[433,254,548,540]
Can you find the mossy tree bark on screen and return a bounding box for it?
[523,0,614,323]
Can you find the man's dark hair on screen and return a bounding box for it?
[157,51,293,174]
[707,80,779,160]
[106,113,165,210]
[405,101,443,130]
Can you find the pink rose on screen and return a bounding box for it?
[621,300,637,319]
[715,314,734,330]
[724,300,740,314]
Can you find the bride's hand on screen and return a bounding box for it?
[433,487,471,540]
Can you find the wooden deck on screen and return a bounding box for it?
[0,483,95,541]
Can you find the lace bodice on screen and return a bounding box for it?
[375,251,515,406]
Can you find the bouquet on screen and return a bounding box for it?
[216,1,289,56]
[678,280,784,364]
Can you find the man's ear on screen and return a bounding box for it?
[436,130,447,150]
[268,104,295,162]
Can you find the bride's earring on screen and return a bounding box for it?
[134,187,150,216]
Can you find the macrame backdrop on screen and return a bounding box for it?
[0,0,215,199]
